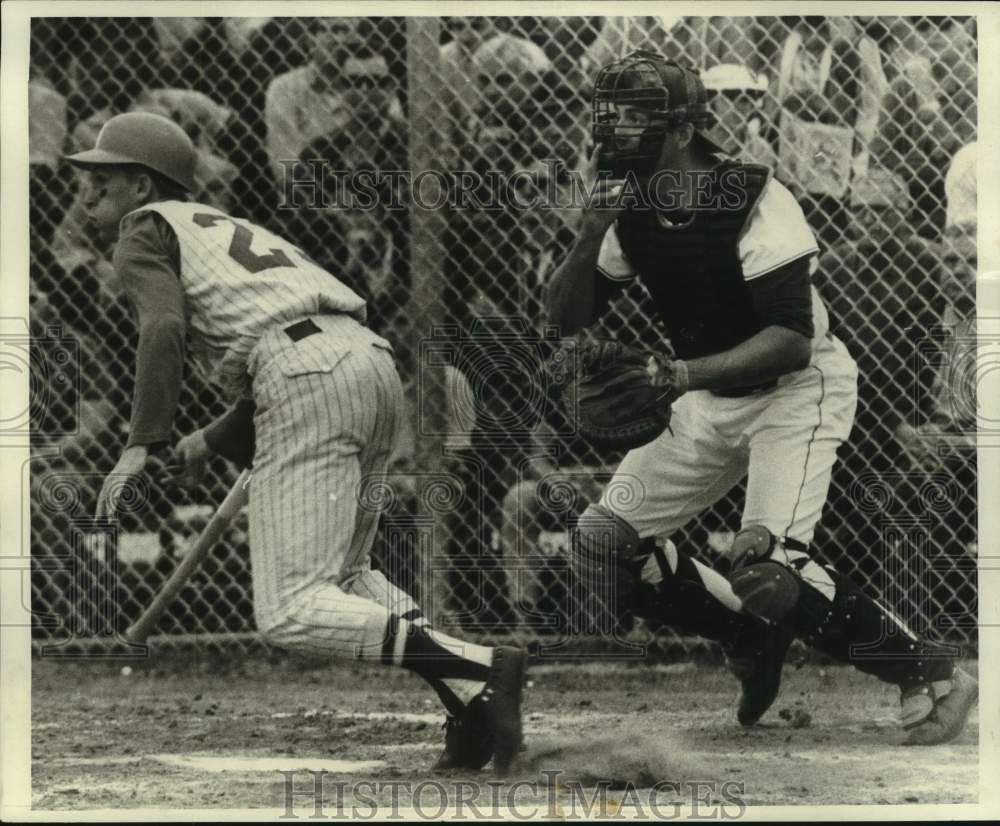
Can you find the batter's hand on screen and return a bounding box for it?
[163,429,212,488]
[579,144,626,237]
[96,446,148,521]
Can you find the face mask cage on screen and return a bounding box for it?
[592,50,714,174]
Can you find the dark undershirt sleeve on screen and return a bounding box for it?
[592,270,628,319]
[114,212,186,449]
[204,398,256,469]
[747,255,815,340]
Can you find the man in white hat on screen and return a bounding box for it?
[701,63,776,167]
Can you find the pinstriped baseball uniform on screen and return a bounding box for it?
[132,202,368,402]
[123,201,431,658]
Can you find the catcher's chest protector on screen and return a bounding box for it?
[616,162,770,360]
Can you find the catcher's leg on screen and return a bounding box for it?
[571,391,744,629]
[730,337,976,744]
[631,539,794,726]
[570,392,785,716]
[729,526,976,744]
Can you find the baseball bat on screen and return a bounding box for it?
[125,468,252,643]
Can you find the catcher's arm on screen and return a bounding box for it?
[546,146,626,336]
[126,469,250,643]
[684,258,816,391]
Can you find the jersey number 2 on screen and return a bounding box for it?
[192,213,295,274]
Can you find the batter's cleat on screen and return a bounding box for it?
[475,645,527,776]
[723,620,795,727]
[433,714,494,771]
[902,666,978,746]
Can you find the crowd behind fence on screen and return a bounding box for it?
[26,15,979,655]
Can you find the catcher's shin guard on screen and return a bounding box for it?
[634,544,793,726]
[729,526,957,689]
[569,506,644,634]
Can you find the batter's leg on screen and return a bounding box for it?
[251,336,526,771]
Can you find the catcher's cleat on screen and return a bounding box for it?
[433,714,494,771]
[723,619,795,727]
[476,645,527,776]
[902,666,978,746]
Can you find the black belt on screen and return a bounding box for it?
[284,318,322,342]
[712,379,777,399]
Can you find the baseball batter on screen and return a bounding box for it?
[68,112,525,774]
[547,51,976,744]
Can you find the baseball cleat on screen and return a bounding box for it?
[724,619,795,727]
[433,714,494,771]
[902,666,978,746]
[476,645,527,775]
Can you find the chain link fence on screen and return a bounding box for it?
[26,15,978,656]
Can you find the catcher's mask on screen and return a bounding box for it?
[592,50,723,177]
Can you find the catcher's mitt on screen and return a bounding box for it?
[563,341,684,450]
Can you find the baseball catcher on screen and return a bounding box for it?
[548,50,976,744]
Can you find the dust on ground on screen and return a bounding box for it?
[30,657,978,812]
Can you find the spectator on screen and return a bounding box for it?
[701,63,776,166]
[29,70,68,172]
[220,17,273,55]
[524,70,590,179]
[900,143,978,463]
[287,50,410,336]
[770,16,887,246]
[873,18,976,240]
[265,18,371,179]
[29,62,71,277]
[472,26,552,114]
[498,399,613,628]
[945,141,976,231]
[194,151,239,214]
[813,166,956,595]
[520,72,590,262]
[338,50,405,145]
[440,17,494,167]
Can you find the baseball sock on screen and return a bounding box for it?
[381,616,491,704]
[766,544,836,601]
[407,616,490,710]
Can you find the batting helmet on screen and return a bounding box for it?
[66,112,197,193]
[592,50,724,177]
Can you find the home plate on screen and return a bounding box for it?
[151,754,386,774]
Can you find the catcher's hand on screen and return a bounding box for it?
[563,341,687,450]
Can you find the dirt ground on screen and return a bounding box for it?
[30,656,978,814]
